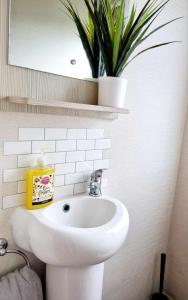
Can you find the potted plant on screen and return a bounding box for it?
[85,0,181,108]
[60,0,105,78]
[62,0,180,108]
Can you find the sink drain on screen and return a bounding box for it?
[62,204,70,212]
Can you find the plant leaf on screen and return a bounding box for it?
[115,15,182,76]
[122,41,179,71]
[60,0,104,77]
[62,0,181,77]
[140,16,183,42]
[115,0,172,75]
[84,0,113,75]
[112,0,125,72]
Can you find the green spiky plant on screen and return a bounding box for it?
[60,0,105,78]
[62,0,181,77]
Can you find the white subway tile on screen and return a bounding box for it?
[66,151,85,162]
[19,128,44,141]
[3,168,27,183]
[65,173,89,185]
[4,142,31,155]
[67,129,86,139]
[94,159,110,170]
[86,150,102,161]
[0,155,17,169]
[77,140,95,150]
[74,182,88,195]
[95,139,111,150]
[76,161,93,172]
[45,128,67,140]
[55,163,75,175]
[87,129,104,139]
[103,149,112,159]
[2,182,17,197]
[56,140,76,152]
[46,152,66,164]
[18,181,26,193]
[32,141,55,153]
[55,185,74,198]
[55,175,65,187]
[3,193,25,209]
[18,152,65,167]
[18,154,39,167]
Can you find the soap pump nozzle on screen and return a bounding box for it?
[37,148,47,168]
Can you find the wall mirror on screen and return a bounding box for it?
[9,0,92,80]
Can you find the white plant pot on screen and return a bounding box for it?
[98,76,128,108]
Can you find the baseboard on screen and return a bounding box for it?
[164,293,174,300]
[150,293,174,300]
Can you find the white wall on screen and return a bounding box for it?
[0,0,187,299]
[167,104,188,300]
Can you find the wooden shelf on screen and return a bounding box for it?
[6,96,129,115]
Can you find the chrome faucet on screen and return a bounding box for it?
[89,169,103,197]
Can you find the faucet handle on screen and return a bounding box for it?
[90,169,103,181]
[89,169,103,197]
[0,238,8,256]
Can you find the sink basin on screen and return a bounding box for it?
[12,194,129,300]
[43,196,116,228]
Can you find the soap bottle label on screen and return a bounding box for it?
[32,174,54,205]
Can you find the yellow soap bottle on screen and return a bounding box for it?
[26,150,55,210]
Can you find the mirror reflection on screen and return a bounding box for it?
[9,0,92,79]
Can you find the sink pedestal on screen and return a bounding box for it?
[46,263,104,300]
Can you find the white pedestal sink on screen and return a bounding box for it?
[11,194,129,300]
